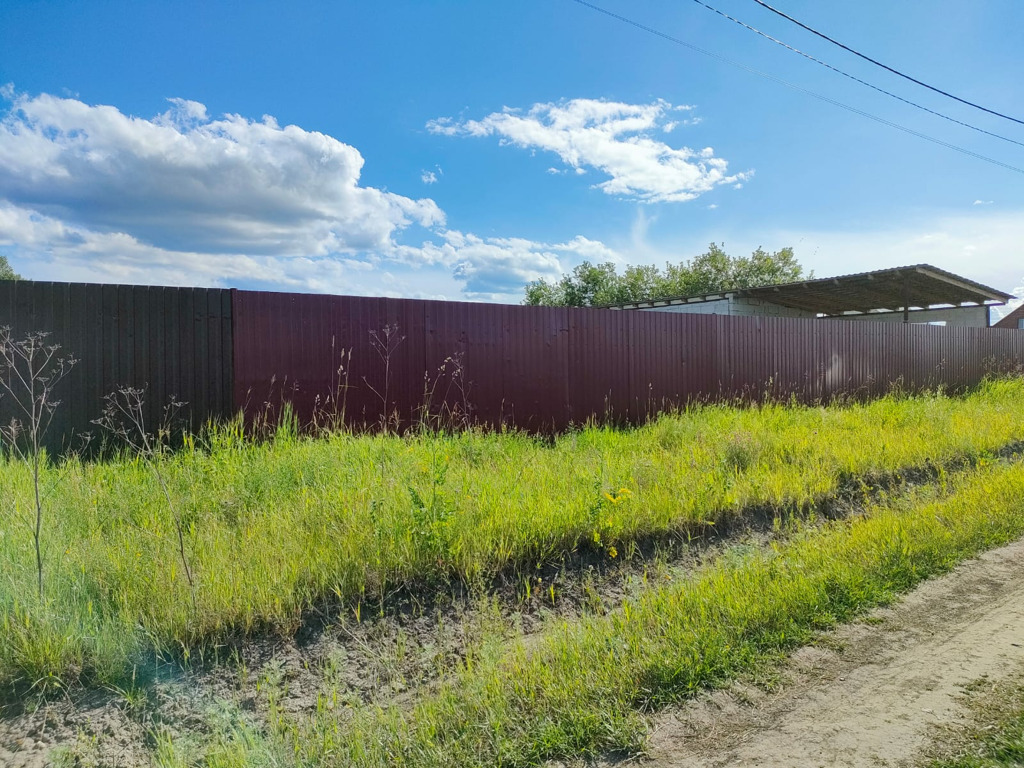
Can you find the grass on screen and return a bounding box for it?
[207,459,1024,768]
[1,379,1024,694]
[929,675,1024,768]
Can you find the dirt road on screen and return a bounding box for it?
[646,537,1024,768]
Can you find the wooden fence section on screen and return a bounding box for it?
[0,281,233,453]
[231,291,1024,432]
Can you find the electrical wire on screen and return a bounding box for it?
[749,0,1024,127]
[690,0,1024,149]
[568,0,1024,175]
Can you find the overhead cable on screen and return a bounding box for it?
[749,0,1024,127]
[568,0,1024,175]
[690,0,1024,149]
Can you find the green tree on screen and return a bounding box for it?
[682,243,736,295]
[613,264,662,304]
[522,244,808,307]
[731,245,803,288]
[0,256,22,281]
[524,261,621,307]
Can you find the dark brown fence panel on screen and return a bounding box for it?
[0,281,233,454]
[424,300,504,427]
[567,307,633,425]
[230,293,571,432]
[230,291,433,430]
[625,310,711,421]
[501,304,569,431]
[232,290,1024,435]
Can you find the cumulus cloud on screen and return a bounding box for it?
[0,200,384,292]
[0,197,609,299]
[0,91,443,258]
[427,98,748,203]
[973,199,994,206]
[0,90,632,301]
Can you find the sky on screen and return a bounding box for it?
[0,0,1022,310]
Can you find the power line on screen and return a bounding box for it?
[749,0,1024,127]
[690,0,1024,149]
[568,0,1024,175]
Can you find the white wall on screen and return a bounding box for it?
[642,298,731,315]
[637,298,992,327]
[728,297,818,318]
[833,305,990,327]
[641,297,817,318]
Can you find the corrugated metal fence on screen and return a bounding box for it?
[2,281,1024,452]
[232,291,1024,432]
[0,281,232,453]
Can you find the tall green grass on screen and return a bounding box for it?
[239,460,1024,768]
[1,379,1023,691]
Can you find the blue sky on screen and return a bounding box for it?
[0,0,1021,307]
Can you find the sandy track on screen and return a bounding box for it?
[645,537,1024,768]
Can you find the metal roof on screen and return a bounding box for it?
[610,264,1012,315]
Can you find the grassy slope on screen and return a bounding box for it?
[238,461,1024,768]
[1,379,1024,691]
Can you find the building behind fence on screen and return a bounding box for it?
[2,280,1024,452]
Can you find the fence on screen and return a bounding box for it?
[0,280,232,453]
[2,281,1024,452]
[231,291,1024,432]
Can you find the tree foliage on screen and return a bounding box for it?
[0,256,22,281]
[523,244,808,307]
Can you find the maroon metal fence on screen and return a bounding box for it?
[231,290,1024,432]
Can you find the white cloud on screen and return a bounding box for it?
[0,90,628,302]
[0,91,444,258]
[973,199,994,206]
[663,116,701,132]
[421,169,438,184]
[0,200,385,292]
[392,231,621,301]
[0,195,620,302]
[427,98,748,203]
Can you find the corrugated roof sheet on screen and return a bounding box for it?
[610,264,1012,315]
